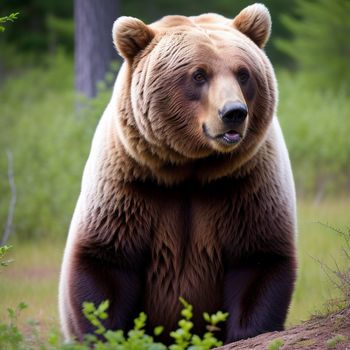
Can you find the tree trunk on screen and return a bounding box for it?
[74,0,120,98]
[1,150,16,246]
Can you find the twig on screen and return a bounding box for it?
[1,150,16,245]
[311,222,350,305]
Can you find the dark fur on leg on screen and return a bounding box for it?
[67,248,145,341]
[223,254,297,343]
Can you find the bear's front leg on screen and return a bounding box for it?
[63,245,145,341]
[223,253,297,343]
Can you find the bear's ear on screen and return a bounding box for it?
[232,3,271,48]
[113,16,155,60]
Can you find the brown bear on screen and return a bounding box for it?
[59,3,297,344]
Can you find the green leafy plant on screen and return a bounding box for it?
[0,300,226,350]
[0,297,225,349]
[80,298,227,350]
[80,300,166,349]
[169,297,228,350]
[0,12,19,32]
[0,245,13,268]
[0,302,27,350]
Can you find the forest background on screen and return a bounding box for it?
[0,0,349,340]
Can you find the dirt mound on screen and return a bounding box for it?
[217,307,350,350]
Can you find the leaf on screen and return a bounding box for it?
[18,302,28,311]
[7,307,16,319]
[97,300,110,313]
[203,312,211,323]
[154,326,164,336]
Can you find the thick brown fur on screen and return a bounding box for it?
[59,3,297,344]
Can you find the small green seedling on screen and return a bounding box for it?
[0,245,13,268]
[267,337,284,350]
[0,12,19,32]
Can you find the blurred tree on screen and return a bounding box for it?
[1,151,16,245]
[275,0,350,91]
[75,0,120,98]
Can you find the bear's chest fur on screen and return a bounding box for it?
[92,176,283,333]
[78,160,293,336]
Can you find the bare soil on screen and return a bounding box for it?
[216,307,350,350]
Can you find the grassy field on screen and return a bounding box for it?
[0,239,64,335]
[287,198,350,325]
[0,198,349,334]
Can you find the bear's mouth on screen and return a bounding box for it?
[202,124,243,146]
[220,130,242,144]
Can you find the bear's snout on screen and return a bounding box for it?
[202,100,248,150]
[219,101,248,125]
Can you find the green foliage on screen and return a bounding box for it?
[275,0,350,91]
[0,12,19,32]
[0,53,113,240]
[80,301,167,350]
[82,300,110,335]
[278,70,350,196]
[46,14,74,53]
[0,1,72,53]
[267,338,284,350]
[0,302,27,350]
[169,297,227,350]
[80,298,227,350]
[0,245,13,268]
[0,297,227,350]
[326,334,347,348]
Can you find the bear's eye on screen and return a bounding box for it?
[237,69,250,84]
[192,69,207,85]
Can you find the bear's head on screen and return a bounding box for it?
[112,4,276,182]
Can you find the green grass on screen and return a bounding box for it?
[326,334,347,349]
[287,198,350,325]
[1,199,349,334]
[0,239,64,334]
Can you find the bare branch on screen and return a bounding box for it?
[1,150,16,245]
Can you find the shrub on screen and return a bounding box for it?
[0,297,228,350]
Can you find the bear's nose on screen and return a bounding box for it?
[219,102,248,124]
